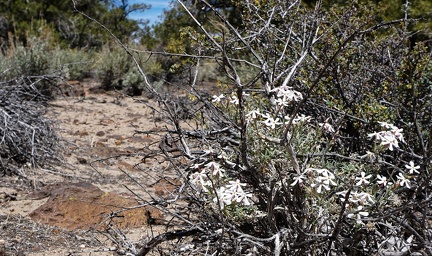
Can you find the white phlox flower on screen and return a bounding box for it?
[318,121,335,133]
[290,174,306,186]
[367,132,382,140]
[336,190,349,199]
[214,186,231,209]
[380,133,399,151]
[336,190,373,205]
[306,168,337,192]
[293,114,312,124]
[212,94,225,103]
[262,115,282,129]
[205,161,225,177]
[229,92,239,105]
[405,161,420,174]
[190,171,210,192]
[348,191,362,204]
[368,122,405,151]
[376,174,393,187]
[358,192,375,205]
[355,172,372,186]
[225,179,247,192]
[274,97,290,107]
[396,173,411,188]
[214,179,252,209]
[190,163,204,170]
[311,180,330,193]
[347,206,369,225]
[271,85,303,102]
[246,109,261,121]
[320,170,337,186]
[391,126,405,143]
[378,121,395,130]
[284,114,312,125]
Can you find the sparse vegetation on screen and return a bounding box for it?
[1,0,432,255]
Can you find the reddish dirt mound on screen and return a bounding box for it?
[28,182,162,230]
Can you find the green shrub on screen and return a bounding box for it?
[93,43,163,92]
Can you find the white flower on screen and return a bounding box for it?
[369,123,405,151]
[348,191,362,203]
[355,172,372,186]
[336,190,374,206]
[290,174,306,186]
[293,114,312,124]
[378,122,404,142]
[306,168,336,191]
[376,174,393,187]
[380,133,399,151]
[396,173,411,188]
[405,161,420,174]
[212,94,225,103]
[311,179,330,193]
[229,92,239,105]
[284,114,312,125]
[233,190,252,205]
[320,170,337,186]
[347,206,369,225]
[205,162,224,177]
[246,109,261,121]
[368,132,382,140]
[271,85,303,102]
[190,171,210,192]
[391,126,405,143]
[275,97,290,107]
[214,187,231,208]
[226,179,247,192]
[318,122,335,133]
[358,192,375,205]
[262,116,282,129]
[336,190,349,198]
[216,179,252,209]
[378,121,394,129]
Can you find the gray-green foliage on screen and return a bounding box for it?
[94,43,162,90]
[0,36,93,81]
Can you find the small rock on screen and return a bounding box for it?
[75,130,89,136]
[77,157,87,164]
[96,131,105,136]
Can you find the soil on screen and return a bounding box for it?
[0,80,180,255]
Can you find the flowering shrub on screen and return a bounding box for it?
[134,0,432,255]
[160,75,430,255]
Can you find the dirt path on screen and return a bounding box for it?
[0,81,177,255]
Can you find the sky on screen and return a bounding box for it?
[127,0,172,26]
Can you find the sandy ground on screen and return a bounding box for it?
[0,81,181,255]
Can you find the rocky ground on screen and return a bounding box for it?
[0,80,181,255]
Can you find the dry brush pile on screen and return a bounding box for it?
[0,75,62,176]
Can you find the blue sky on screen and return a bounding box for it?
[127,0,172,25]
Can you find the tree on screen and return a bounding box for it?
[0,0,148,48]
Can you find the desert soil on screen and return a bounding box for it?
[0,80,179,255]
